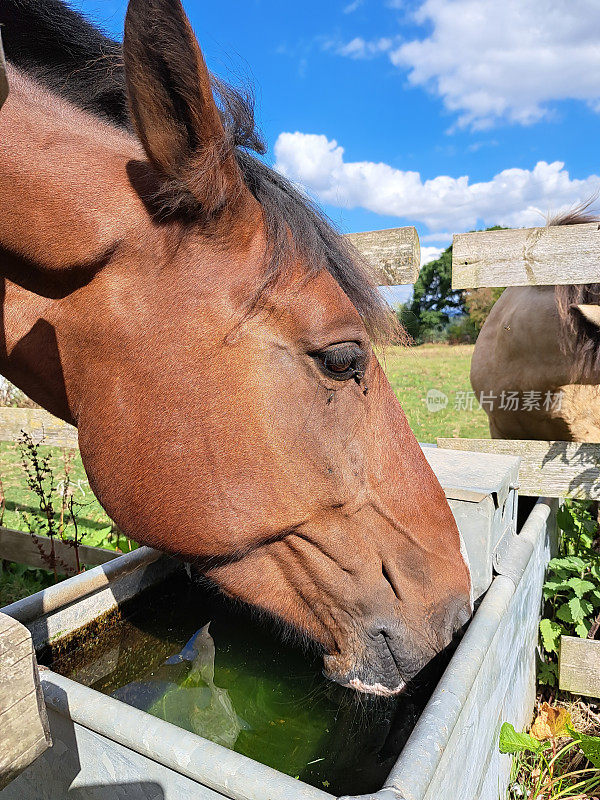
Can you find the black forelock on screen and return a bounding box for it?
[1,0,395,341]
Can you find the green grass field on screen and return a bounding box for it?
[0,441,126,605]
[0,442,112,540]
[0,344,489,604]
[383,344,490,442]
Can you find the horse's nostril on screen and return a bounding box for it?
[381,561,402,601]
[440,600,472,647]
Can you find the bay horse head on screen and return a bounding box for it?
[0,0,471,694]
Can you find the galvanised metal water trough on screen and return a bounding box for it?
[0,448,557,800]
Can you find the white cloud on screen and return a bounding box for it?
[420,232,453,244]
[420,246,444,266]
[396,0,600,129]
[333,0,600,129]
[274,131,599,232]
[343,0,363,13]
[325,36,394,59]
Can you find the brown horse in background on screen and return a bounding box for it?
[0,0,471,695]
[472,206,600,442]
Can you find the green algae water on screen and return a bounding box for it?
[44,575,447,795]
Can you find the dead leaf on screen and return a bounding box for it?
[530,703,572,741]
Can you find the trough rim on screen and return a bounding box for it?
[39,668,334,800]
[1,546,165,624]
[0,499,554,800]
[346,496,555,800]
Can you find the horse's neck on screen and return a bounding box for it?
[0,67,140,271]
[0,68,143,423]
[1,0,129,128]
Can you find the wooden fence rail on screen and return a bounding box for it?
[451,222,600,289]
[0,526,119,573]
[559,636,600,699]
[437,438,600,500]
[345,226,420,285]
[0,407,78,449]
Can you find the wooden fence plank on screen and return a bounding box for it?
[436,438,600,499]
[0,612,51,789]
[559,636,600,699]
[0,30,8,111]
[0,526,119,573]
[345,226,420,285]
[451,222,600,289]
[0,407,78,448]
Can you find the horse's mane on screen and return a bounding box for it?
[1,0,395,342]
[550,199,600,376]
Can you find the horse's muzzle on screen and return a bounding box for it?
[322,600,472,696]
[322,627,412,697]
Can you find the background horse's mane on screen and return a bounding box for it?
[549,199,600,376]
[1,0,396,342]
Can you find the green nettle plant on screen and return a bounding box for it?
[17,432,86,580]
[499,712,600,800]
[538,501,600,687]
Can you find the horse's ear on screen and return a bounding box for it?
[573,304,600,328]
[123,0,242,213]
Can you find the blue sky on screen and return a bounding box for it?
[75,0,600,274]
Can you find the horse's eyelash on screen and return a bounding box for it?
[325,347,357,365]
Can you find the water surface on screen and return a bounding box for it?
[45,575,447,795]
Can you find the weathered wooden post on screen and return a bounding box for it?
[559,636,600,699]
[443,219,600,708]
[0,612,52,789]
[345,226,420,285]
[0,29,9,111]
[437,439,600,500]
[0,407,79,449]
[451,222,600,289]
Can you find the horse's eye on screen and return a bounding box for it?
[313,343,366,382]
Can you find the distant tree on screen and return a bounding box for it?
[404,245,465,340]
[447,315,479,344]
[464,287,505,332]
[399,227,506,343]
[396,302,420,341]
[410,245,465,324]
